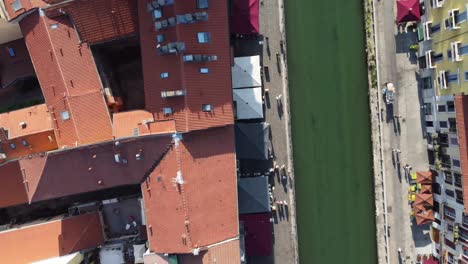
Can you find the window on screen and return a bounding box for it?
[7,47,15,57]
[456,190,464,204]
[426,121,434,127]
[446,189,455,197]
[11,0,22,12]
[433,182,441,195]
[440,121,448,128]
[445,171,454,184]
[423,103,432,115]
[451,137,458,146]
[431,23,441,33]
[156,34,164,43]
[449,118,457,132]
[447,72,459,84]
[455,173,463,187]
[200,68,209,74]
[163,107,172,115]
[196,0,208,8]
[465,72,468,81]
[447,101,455,112]
[453,159,461,168]
[9,143,15,149]
[160,72,169,79]
[153,9,162,19]
[444,205,456,220]
[422,77,432,89]
[202,104,212,112]
[61,111,70,121]
[447,223,454,232]
[21,139,28,146]
[197,32,210,43]
[438,105,447,112]
[50,24,59,29]
[433,52,443,62]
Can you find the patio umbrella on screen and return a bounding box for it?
[416,171,432,184]
[415,193,433,206]
[420,184,432,194]
[415,209,434,225]
[397,0,421,23]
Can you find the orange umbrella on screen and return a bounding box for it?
[415,193,433,206]
[415,210,434,225]
[416,171,432,184]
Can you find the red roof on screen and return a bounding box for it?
[137,0,234,132]
[48,0,138,45]
[230,0,259,34]
[0,38,35,89]
[142,126,238,253]
[455,94,468,214]
[396,0,421,23]
[416,171,433,185]
[20,12,113,147]
[0,161,29,208]
[112,110,176,139]
[2,0,47,21]
[0,104,52,139]
[0,212,104,263]
[178,239,241,264]
[18,135,172,203]
[239,213,272,256]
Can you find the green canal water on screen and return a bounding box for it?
[285,0,377,263]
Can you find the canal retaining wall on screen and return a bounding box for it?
[365,0,390,263]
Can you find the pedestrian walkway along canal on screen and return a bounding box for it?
[285,0,377,263]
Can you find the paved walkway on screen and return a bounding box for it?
[375,0,431,262]
[250,0,298,263]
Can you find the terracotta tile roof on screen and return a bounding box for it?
[414,209,434,225]
[0,212,104,263]
[50,0,138,45]
[137,0,234,132]
[16,135,172,203]
[142,126,238,253]
[0,161,29,208]
[455,94,468,213]
[2,0,46,21]
[20,12,113,147]
[239,213,272,256]
[0,38,35,88]
[416,171,433,184]
[0,104,52,139]
[112,110,176,139]
[178,239,241,264]
[414,193,434,207]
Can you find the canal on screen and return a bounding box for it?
[285,0,377,263]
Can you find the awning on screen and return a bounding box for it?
[397,0,421,23]
[232,56,262,88]
[235,122,270,160]
[415,210,434,225]
[416,171,432,184]
[233,87,263,120]
[231,0,259,34]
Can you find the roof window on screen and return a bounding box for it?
[9,143,15,150]
[157,34,164,43]
[153,9,162,20]
[160,72,169,79]
[21,139,28,146]
[7,47,15,57]
[11,0,22,12]
[197,32,210,43]
[61,110,70,121]
[50,24,59,29]
[200,68,209,74]
[197,0,208,9]
[202,104,212,112]
[163,107,173,115]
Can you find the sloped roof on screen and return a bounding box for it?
[414,193,433,207]
[17,134,172,203]
[142,126,238,253]
[112,110,176,139]
[0,104,52,139]
[0,212,104,263]
[235,122,269,160]
[0,38,35,88]
[230,0,259,34]
[178,239,241,264]
[138,0,234,132]
[239,213,272,256]
[415,209,434,225]
[233,87,263,120]
[238,176,270,214]
[0,161,29,208]
[455,94,468,214]
[232,56,261,88]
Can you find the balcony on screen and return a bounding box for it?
[157,42,185,55]
[425,50,436,69]
[451,42,462,62]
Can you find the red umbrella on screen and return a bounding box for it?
[397,0,421,23]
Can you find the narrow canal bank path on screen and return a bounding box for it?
[285,0,378,263]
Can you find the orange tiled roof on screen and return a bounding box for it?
[416,171,432,185]
[178,239,241,264]
[0,212,104,263]
[112,110,176,139]
[142,126,238,253]
[2,0,47,21]
[137,0,234,132]
[0,104,52,139]
[455,94,468,213]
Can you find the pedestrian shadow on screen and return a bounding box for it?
[392,152,396,168]
[266,36,271,60]
[414,71,428,139]
[397,164,402,181]
[277,100,283,119]
[265,90,271,109]
[386,103,394,123]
